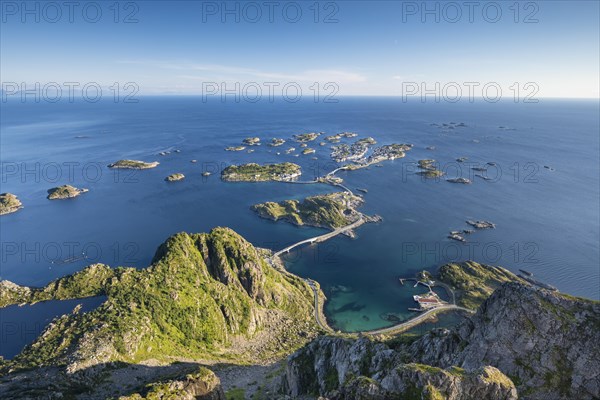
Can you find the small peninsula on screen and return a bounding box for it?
[46,185,89,200]
[107,160,159,169]
[251,191,364,230]
[0,193,23,215]
[221,162,301,182]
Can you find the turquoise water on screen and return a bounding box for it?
[1,97,598,338]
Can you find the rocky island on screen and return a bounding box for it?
[294,132,320,142]
[447,177,472,184]
[330,137,377,162]
[251,192,364,230]
[269,138,286,147]
[221,162,301,182]
[165,173,185,182]
[0,193,23,215]
[324,132,358,143]
[225,146,246,151]
[417,159,445,178]
[107,160,159,169]
[47,185,89,200]
[467,220,496,229]
[242,137,261,146]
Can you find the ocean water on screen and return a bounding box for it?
[1,97,598,344]
[0,296,106,359]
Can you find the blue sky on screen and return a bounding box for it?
[1,1,599,97]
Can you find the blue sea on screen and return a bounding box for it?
[1,97,599,356]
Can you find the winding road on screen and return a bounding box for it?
[305,279,334,332]
[269,161,474,336]
[302,276,473,335]
[361,305,474,335]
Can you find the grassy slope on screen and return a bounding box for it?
[435,261,527,309]
[2,228,317,373]
[251,193,355,229]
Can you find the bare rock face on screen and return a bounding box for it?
[283,335,516,400]
[410,283,600,400]
[282,283,599,400]
[119,367,226,400]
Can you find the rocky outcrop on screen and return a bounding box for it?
[47,185,89,200]
[120,367,226,400]
[0,193,23,215]
[410,283,600,399]
[283,336,516,399]
[0,280,32,307]
[165,173,185,182]
[107,160,159,169]
[282,283,599,400]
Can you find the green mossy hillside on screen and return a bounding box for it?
[3,228,317,373]
[251,192,362,230]
[0,263,114,307]
[221,163,301,182]
[435,261,526,309]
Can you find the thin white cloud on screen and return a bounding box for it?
[118,60,367,84]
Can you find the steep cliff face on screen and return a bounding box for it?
[283,283,599,400]
[1,228,318,374]
[410,283,600,400]
[284,336,516,399]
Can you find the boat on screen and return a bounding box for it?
[519,269,533,277]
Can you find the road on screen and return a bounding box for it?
[305,279,334,332]
[273,216,364,258]
[361,305,474,336]
[270,164,474,336]
[303,274,473,335]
